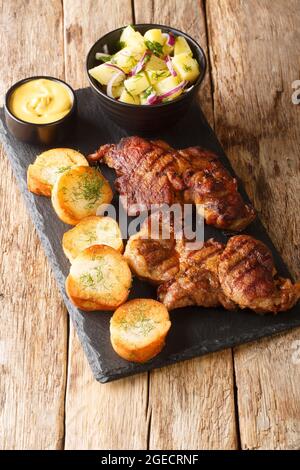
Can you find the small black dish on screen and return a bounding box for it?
[86,24,207,133]
[4,76,77,145]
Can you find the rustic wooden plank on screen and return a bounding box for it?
[65,328,148,449]
[0,0,67,450]
[63,0,149,450]
[148,353,237,450]
[206,0,300,449]
[134,0,237,450]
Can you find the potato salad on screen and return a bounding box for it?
[89,26,201,105]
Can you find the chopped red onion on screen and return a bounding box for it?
[162,32,175,47]
[104,63,126,75]
[185,85,194,93]
[158,80,188,99]
[130,51,150,76]
[165,55,177,77]
[106,71,125,98]
[147,93,159,105]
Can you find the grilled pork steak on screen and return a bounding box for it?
[88,136,255,231]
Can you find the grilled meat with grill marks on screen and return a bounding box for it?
[218,235,300,313]
[159,235,300,313]
[158,239,237,310]
[124,212,180,284]
[124,213,300,313]
[87,136,255,231]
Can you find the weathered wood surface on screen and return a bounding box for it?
[206,0,300,449]
[1,0,300,450]
[0,0,67,450]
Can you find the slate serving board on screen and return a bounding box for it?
[1,87,300,383]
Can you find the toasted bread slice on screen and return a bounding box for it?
[62,216,124,262]
[27,148,88,196]
[65,245,132,311]
[110,299,171,362]
[51,166,113,225]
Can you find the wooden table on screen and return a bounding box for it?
[1,0,300,450]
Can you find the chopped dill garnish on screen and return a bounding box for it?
[80,272,95,289]
[70,172,104,209]
[56,165,72,174]
[80,261,105,290]
[183,64,192,72]
[145,40,163,57]
[118,306,156,336]
[84,230,98,244]
[154,70,169,80]
[142,87,154,99]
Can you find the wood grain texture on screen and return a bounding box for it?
[63,0,133,89]
[0,0,67,449]
[206,0,300,449]
[63,0,149,450]
[134,0,237,450]
[149,353,237,450]
[65,328,148,450]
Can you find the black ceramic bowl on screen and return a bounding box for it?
[86,24,206,133]
[4,76,77,145]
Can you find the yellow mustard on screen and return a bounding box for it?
[9,78,73,124]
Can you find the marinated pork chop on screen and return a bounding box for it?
[124,212,180,284]
[158,239,237,310]
[88,136,255,231]
[160,235,300,313]
[218,235,300,313]
[125,213,300,314]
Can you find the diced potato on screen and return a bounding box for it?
[120,25,136,45]
[163,43,174,56]
[124,72,150,96]
[112,48,139,73]
[146,70,170,85]
[140,87,156,105]
[112,84,124,98]
[171,53,200,82]
[174,36,192,56]
[89,63,124,86]
[144,54,167,71]
[144,29,165,46]
[119,89,140,104]
[126,32,147,53]
[155,75,182,101]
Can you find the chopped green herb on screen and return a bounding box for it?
[145,40,163,57]
[142,87,154,99]
[124,86,135,99]
[70,172,104,209]
[56,165,72,174]
[155,70,169,79]
[80,272,95,289]
[84,230,98,244]
[95,53,112,63]
[132,72,144,80]
[183,64,192,72]
[118,306,157,336]
[118,41,126,49]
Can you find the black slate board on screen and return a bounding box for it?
[1,87,300,383]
